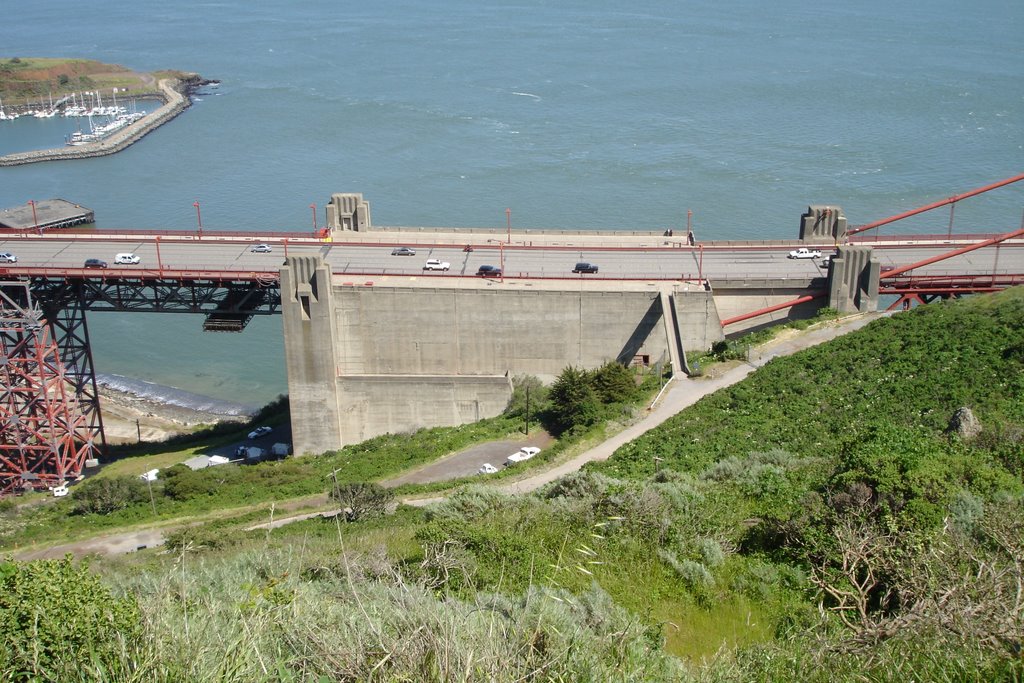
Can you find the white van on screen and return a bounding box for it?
[115,253,140,265]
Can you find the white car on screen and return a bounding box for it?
[478,463,498,475]
[505,447,540,466]
[247,426,272,439]
[423,259,451,271]
[250,244,273,253]
[115,253,140,265]
[0,252,17,263]
[788,247,822,259]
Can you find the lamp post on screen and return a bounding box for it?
[193,201,203,238]
[506,207,511,243]
[28,200,39,234]
[310,203,318,233]
[155,235,163,276]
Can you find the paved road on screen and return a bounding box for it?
[0,232,1020,282]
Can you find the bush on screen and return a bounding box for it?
[70,475,147,515]
[0,556,141,679]
[328,482,393,521]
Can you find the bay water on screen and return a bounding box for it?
[1,0,1021,412]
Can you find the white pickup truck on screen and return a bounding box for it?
[505,446,541,466]
[788,247,822,259]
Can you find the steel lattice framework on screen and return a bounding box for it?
[0,283,96,494]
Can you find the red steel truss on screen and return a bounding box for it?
[0,283,96,495]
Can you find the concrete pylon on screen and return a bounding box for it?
[325,193,371,235]
[280,254,343,455]
[827,246,880,313]
[799,205,847,244]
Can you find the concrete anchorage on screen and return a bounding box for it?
[280,252,723,456]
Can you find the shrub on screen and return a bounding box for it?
[70,475,147,515]
[0,556,141,679]
[328,482,393,521]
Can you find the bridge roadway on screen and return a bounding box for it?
[0,231,1022,282]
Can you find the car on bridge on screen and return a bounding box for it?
[250,243,273,253]
[391,247,416,256]
[572,262,599,274]
[0,252,17,263]
[476,265,502,277]
[788,247,822,259]
[84,258,108,269]
[423,259,451,271]
[115,253,140,265]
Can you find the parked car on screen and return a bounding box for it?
[476,265,502,277]
[423,259,451,271]
[572,262,599,274]
[505,447,540,466]
[84,258,108,269]
[788,247,822,259]
[115,252,140,264]
[478,463,498,475]
[0,252,17,263]
[247,425,272,439]
[250,243,273,253]
[391,246,416,256]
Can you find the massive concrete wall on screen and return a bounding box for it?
[281,256,724,455]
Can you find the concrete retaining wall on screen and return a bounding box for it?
[282,254,724,454]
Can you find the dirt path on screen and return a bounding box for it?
[16,313,883,558]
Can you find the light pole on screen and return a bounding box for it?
[155,235,163,276]
[28,200,39,234]
[193,201,203,238]
[506,207,511,243]
[310,203,318,233]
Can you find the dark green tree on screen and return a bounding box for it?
[590,361,638,404]
[548,366,602,434]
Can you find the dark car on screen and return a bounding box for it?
[84,258,108,269]
[572,262,599,274]
[391,247,416,256]
[476,265,502,277]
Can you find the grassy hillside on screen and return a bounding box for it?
[0,57,183,105]
[2,290,1022,681]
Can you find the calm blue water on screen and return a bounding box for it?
[1,0,1022,409]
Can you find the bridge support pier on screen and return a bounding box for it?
[280,255,344,456]
[325,193,372,235]
[827,246,880,313]
[799,205,847,243]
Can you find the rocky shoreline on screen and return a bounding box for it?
[99,384,247,445]
[0,74,213,167]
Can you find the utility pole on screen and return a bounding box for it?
[525,385,530,435]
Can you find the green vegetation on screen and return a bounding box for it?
[0,57,178,107]
[1,290,1022,680]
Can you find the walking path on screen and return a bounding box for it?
[14,312,882,558]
